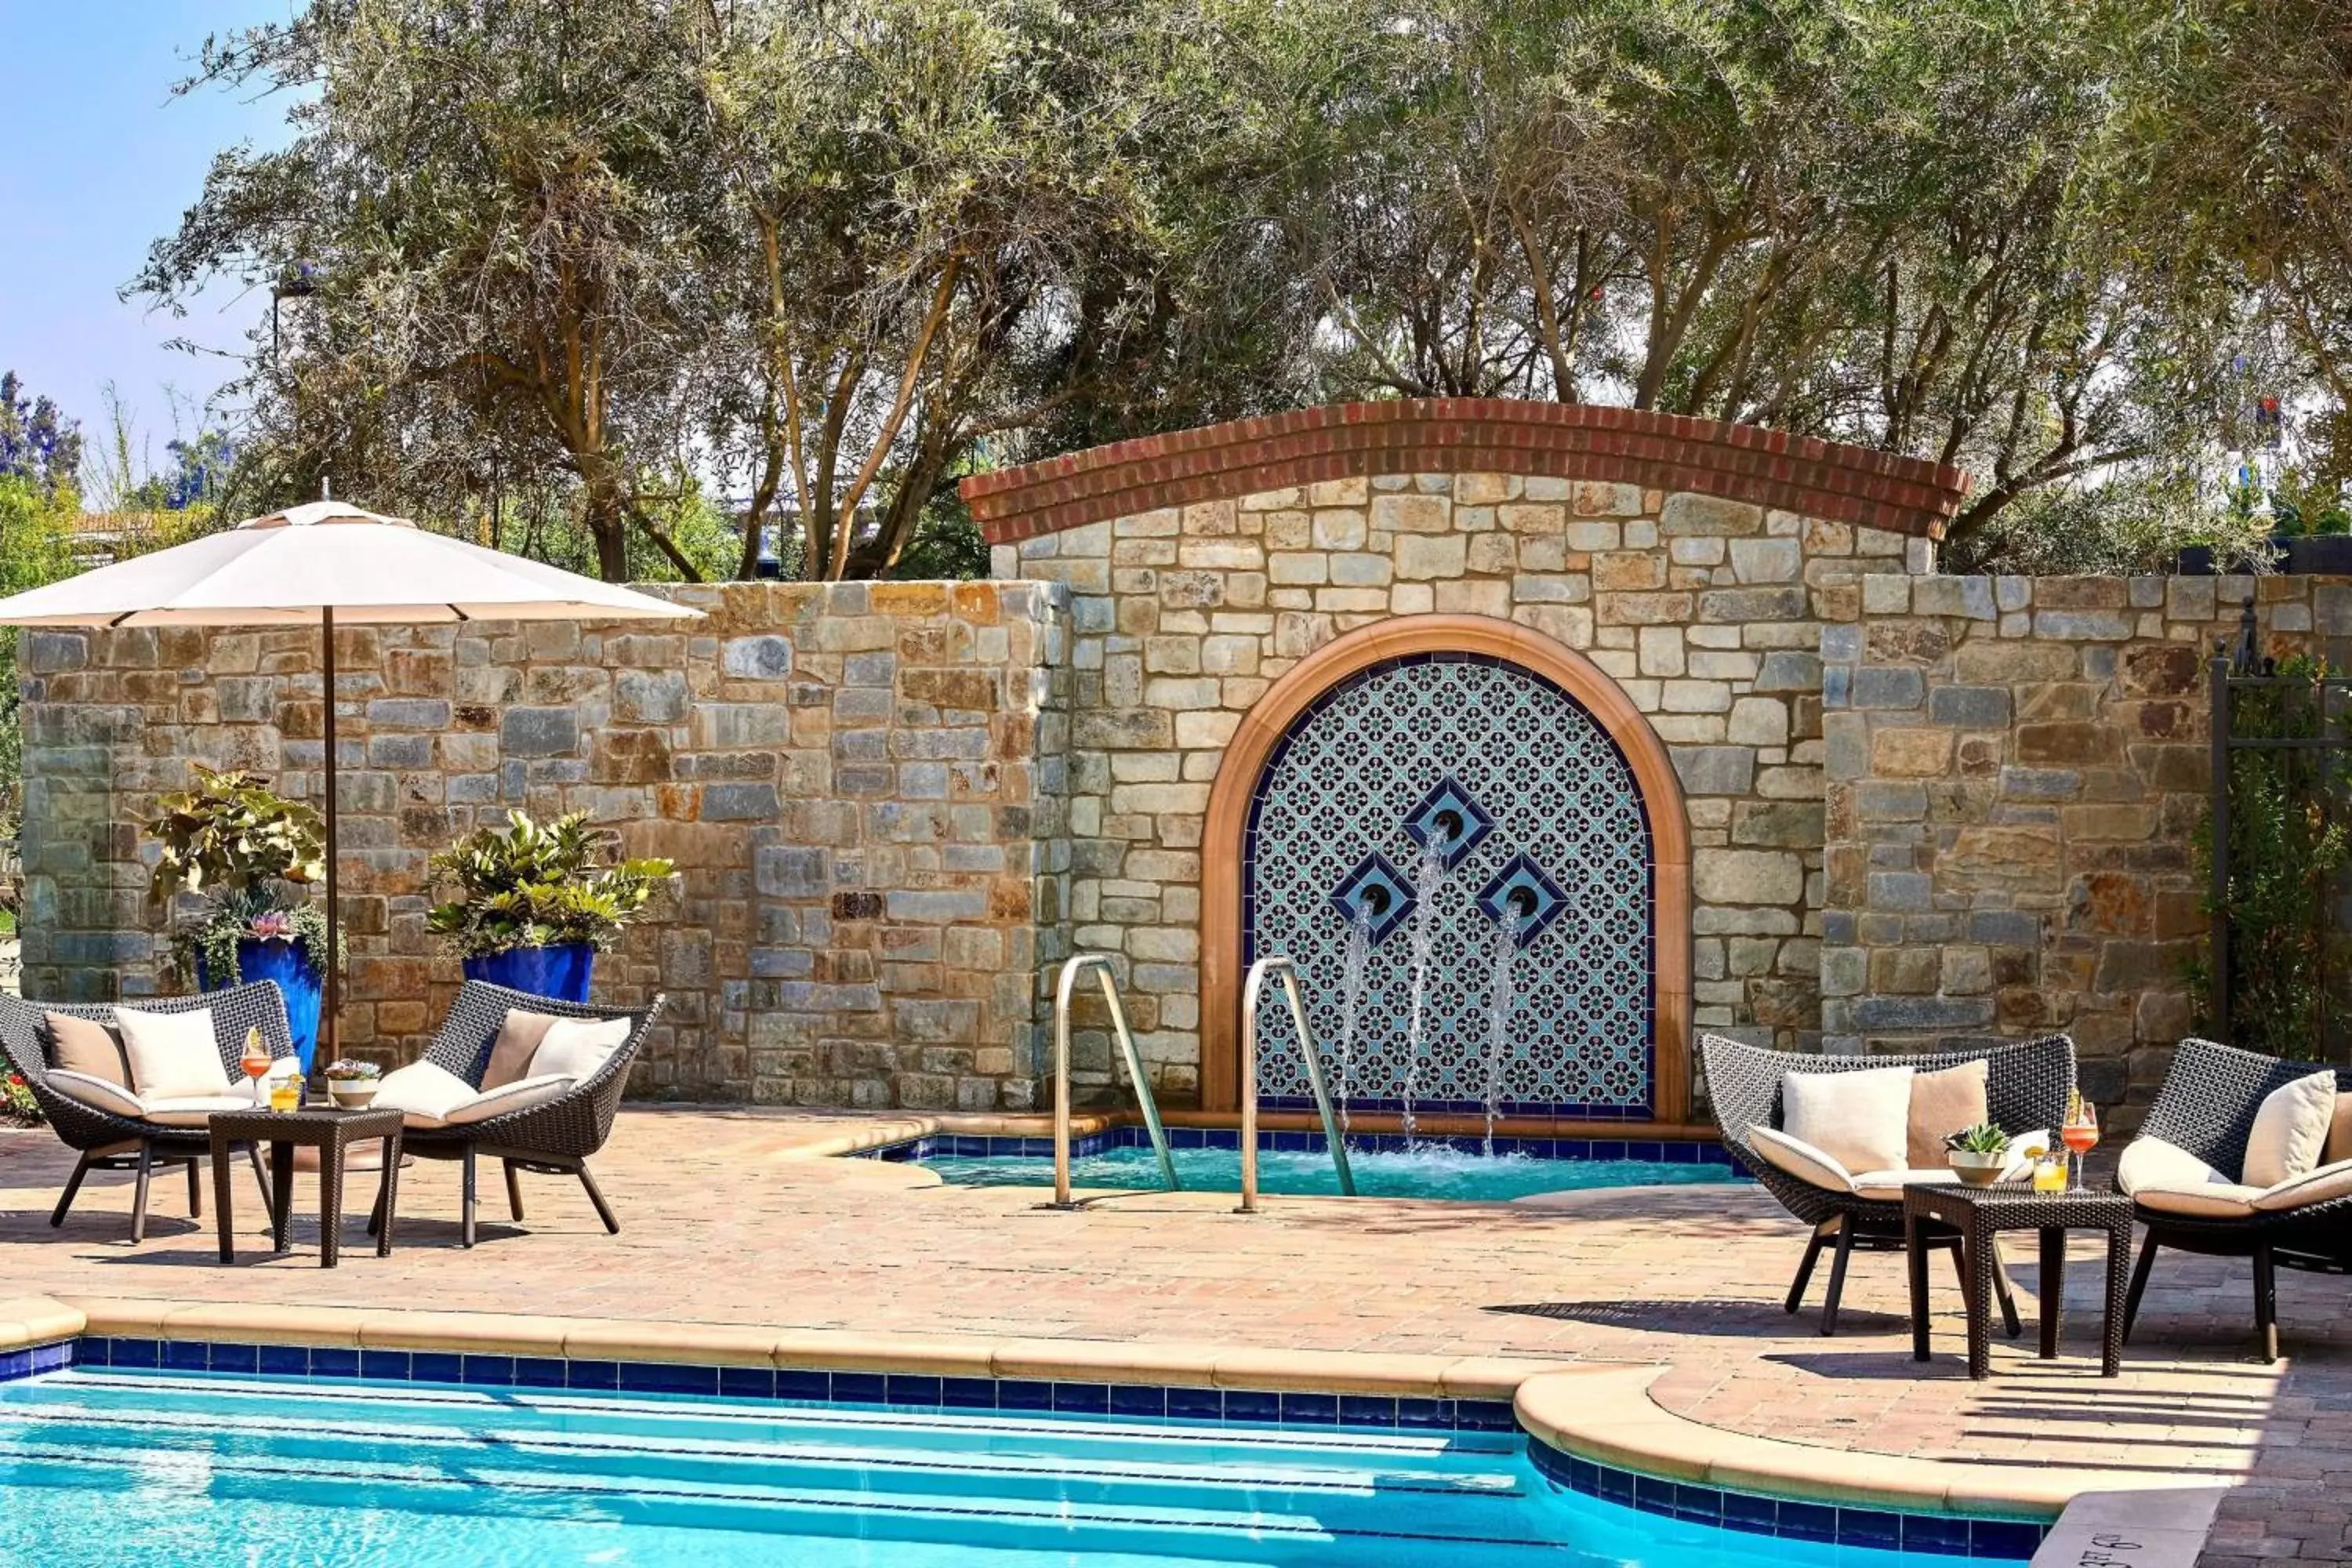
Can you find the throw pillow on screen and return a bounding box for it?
[114,1007,230,1099]
[1905,1059,1990,1170]
[480,1008,564,1091]
[372,1061,481,1129]
[528,1016,632,1082]
[1781,1065,1915,1174]
[45,1013,131,1087]
[1748,1126,1854,1192]
[2244,1071,2337,1187]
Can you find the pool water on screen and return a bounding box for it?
[0,1368,2010,1567]
[920,1142,1744,1201]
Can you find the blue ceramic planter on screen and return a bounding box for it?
[463,943,596,1004]
[198,938,325,1074]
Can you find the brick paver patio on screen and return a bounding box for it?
[4,1108,2347,1563]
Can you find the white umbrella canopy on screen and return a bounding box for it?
[0,500,699,626]
[0,500,704,1063]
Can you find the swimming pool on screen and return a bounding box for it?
[890,1127,1744,1201]
[0,1363,2025,1566]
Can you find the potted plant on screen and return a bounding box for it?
[146,766,335,1073]
[426,810,671,1002]
[1943,1122,2013,1187]
[321,1059,383,1109]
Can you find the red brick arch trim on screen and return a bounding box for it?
[961,398,1968,547]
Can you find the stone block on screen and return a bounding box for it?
[1850,996,1995,1030]
[1699,586,1808,622]
[1394,534,1468,579]
[1849,666,1926,709]
[722,636,795,679]
[1911,577,1997,620]
[1926,685,2011,728]
[1671,746,1756,796]
[1660,493,1764,536]
[1730,538,1801,583]
[1693,849,1804,906]
[499,706,579,757]
[2034,610,2136,640]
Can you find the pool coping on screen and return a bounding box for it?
[0,1291,2223,1563]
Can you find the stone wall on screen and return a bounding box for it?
[992,474,1933,1091]
[1824,573,2352,1116]
[16,581,1071,1109]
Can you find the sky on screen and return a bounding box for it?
[0,2,293,470]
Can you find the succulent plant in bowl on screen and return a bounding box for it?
[323,1059,383,1109]
[1943,1122,2013,1186]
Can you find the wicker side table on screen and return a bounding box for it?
[208,1107,404,1269]
[1904,1181,2131,1379]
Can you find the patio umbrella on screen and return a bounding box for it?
[0,499,701,1061]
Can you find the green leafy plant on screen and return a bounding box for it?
[426,811,673,959]
[2190,655,2352,1058]
[144,768,334,986]
[322,1058,381,1083]
[1944,1122,2011,1156]
[146,766,325,900]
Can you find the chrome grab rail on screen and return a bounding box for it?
[1052,953,1178,1207]
[1238,955,1356,1213]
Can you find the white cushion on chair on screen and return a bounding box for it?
[2119,1134,2263,1217]
[115,1007,230,1098]
[2245,1072,2337,1187]
[45,1069,147,1118]
[140,1094,261,1127]
[1851,1168,1962,1202]
[2252,1158,2352,1213]
[445,1073,575,1125]
[528,1016,631,1081]
[1748,1126,1855,1192]
[372,1061,481,1129]
[1781,1065,1915,1174]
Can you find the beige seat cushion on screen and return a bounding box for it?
[481,1009,565,1091]
[1781,1065,1914,1174]
[115,1007,231,1099]
[45,1068,147,1119]
[2245,1072,2338,1187]
[1748,1126,1854,1192]
[1852,1167,1962,1202]
[372,1061,481,1130]
[2253,1158,2352,1213]
[1905,1060,1990,1170]
[445,1073,575,1125]
[2119,1134,2263,1217]
[45,1013,131,1088]
[2327,1092,2352,1167]
[140,1094,260,1127]
[528,1016,631,1082]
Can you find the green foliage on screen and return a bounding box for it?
[145,767,325,902]
[171,895,336,991]
[2197,656,2352,1059]
[426,811,673,958]
[1944,1121,2012,1155]
[1,1068,39,1125]
[321,1058,380,1081]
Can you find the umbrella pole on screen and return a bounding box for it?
[321,606,339,1071]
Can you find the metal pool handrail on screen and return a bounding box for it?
[1238,955,1356,1213]
[1051,953,1178,1207]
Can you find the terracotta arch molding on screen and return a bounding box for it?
[1198,612,1693,1123]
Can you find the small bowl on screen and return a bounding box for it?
[328,1081,380,1110]
[1947,1149,2009,1187]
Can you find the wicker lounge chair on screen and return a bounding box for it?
[2119,1037,2352,1363]
[0,984,287,1240]
[1701,1033,2078,1334]
[368,980,662,1248]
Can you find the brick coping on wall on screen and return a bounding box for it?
[960,399,1970,547]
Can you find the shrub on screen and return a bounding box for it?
[426,811,672,958]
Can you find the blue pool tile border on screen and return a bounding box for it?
[31,1334,2038,1559]
[59,1336,1516,1432]
[1525,1437,2046,1561]
[859,1123,1740,1167]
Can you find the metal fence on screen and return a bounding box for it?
[2209,602,2352,1057]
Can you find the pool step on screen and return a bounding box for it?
[0,1371,1568,1563]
